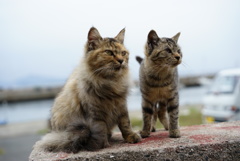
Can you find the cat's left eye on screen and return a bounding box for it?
[177,49,181,53]
[105,50,114,56]
[122,51,127,56]
[165,48,172,53]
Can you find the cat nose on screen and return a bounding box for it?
[175,56,180,61]
[117,59,124,64]
[173,53,181,61]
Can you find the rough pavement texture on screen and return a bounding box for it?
[29,121,240,161]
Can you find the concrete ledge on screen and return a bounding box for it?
[29,121,240,161]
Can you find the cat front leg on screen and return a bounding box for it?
[107,131,112,140]
[167,99,180,138]
[118,110,141,143]
[140,98,154,138]
[158,102,169,130]
[93,120,111,148]
[151,109,158,132]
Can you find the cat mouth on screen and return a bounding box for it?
[113,64,125,71]
[168,60,181,67]
[114,65,122,70]
[173,60,181,66]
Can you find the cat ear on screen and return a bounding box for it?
[115,28,125,44]
[88,27,102,41]
[147,30,159,55]
[172,32,181,43]
[87,27,103,51]
[148,30,159,43]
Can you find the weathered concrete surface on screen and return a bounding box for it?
[29,121,240,161]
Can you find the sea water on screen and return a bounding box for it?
[0,86,208,124]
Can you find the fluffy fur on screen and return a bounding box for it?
[136,30,182,138]
[34,27,141,153]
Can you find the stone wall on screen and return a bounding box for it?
[29,121,240,161]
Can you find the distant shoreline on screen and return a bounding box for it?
[0,75,213,103]
[0,86,62,103]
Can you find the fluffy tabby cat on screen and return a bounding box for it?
[136,30,182,138]
[35,27,141,153]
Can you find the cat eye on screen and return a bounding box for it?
[105,50,114,56]
[165,48,172,53]
[177,49,181,53]
[122,51,127,56]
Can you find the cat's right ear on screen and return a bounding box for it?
[115,28,125,44]
[172,32,181,43]
[87,27,103,51]
[147,30,159,55]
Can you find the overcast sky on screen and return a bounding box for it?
[1,0,240,87]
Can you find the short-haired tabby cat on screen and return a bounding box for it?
[34,27,141,153]
[136,30,182,138]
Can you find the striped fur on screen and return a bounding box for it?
[136,30,182,138]
[34,27,141,153]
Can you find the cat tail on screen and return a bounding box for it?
[34,120,105,153]
[136,56,143,64]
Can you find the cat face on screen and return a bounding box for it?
[85,27,129,78]
[145,30,182,67]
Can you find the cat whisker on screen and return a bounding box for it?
[181,61,189,68]
[89,65,116,79]
[89,67,108,78]
[94,66,111,74]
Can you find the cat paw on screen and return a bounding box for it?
[151,127,156,132]
[45,146,56,152]
[164,126,169,131]
[103,141,111,148]
[125,133,141,143]
[161,121,169,131]
[107,133,112,140]
[169,129,181,138]
[140,130,150,138]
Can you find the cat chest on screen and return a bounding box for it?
[146,86,175,101]
[83,82,127,101]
